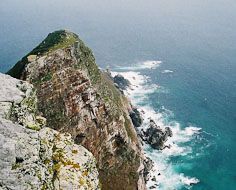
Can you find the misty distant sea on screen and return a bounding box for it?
[1,0,235,189]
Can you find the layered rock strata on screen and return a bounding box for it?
[8,30,146,190]
[0,73,100,190]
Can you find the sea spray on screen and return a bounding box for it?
[111,61,201,189]
[115,60,162,71]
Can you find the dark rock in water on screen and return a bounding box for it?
[143,157,154,182]
[129,106,143,128]
[151,176,157,181]
[150,186,156,189]
[140,119,173,150]
[113,74,131,90]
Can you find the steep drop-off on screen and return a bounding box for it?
[8,30,146,190]
[0,73,100,190]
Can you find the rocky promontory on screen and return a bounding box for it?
[6,30,147,189]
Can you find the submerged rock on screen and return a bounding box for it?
[0,73,100,190]
[140,119,173,150]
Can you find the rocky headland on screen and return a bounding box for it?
[1,30,173,189]
[4,30,149,190]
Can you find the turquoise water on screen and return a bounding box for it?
[0,0,235,189]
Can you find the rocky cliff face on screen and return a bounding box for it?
[0,73,100,190]
[8,30,146,189]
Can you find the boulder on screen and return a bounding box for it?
[140,119,173,150]
[129,106,143,128]
[113,74,131,90]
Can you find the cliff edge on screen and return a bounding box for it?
[7,30,146,190]
[0,73,100,189]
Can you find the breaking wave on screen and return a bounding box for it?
[111,60,201,189]
[116,60,162,71]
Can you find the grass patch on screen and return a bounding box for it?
[30,30,77,55]
[7,30,77,79]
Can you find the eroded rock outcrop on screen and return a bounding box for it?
[112,74,143,128]
[112,73,172,150]
[113,74,131,90]
[8,30,146,189]
[129,106,143,128]
[140,119,173,150]
[0,73,100,190]
[143,157,154,183]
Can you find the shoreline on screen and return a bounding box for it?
[110,62,201,189]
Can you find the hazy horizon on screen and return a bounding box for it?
[1,0,236,189]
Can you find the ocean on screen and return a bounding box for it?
[0,0,235,189]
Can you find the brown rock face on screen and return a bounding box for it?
[8,30,146,190]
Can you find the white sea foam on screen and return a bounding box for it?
[116,60,162,71]
[144,147,200,190]
[142,60,162,69]
[162,69,174,74]
[111,61,200,189]
[111,71,158,104]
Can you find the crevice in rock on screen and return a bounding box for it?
[15,157,24,164]
[75,133,86,144]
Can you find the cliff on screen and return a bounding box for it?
[7,30,146,189]
[0,73,100,189]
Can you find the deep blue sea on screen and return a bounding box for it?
[0,0,235,189]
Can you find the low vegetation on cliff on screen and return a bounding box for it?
[6,30,147,190]
[0,73,100,190]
